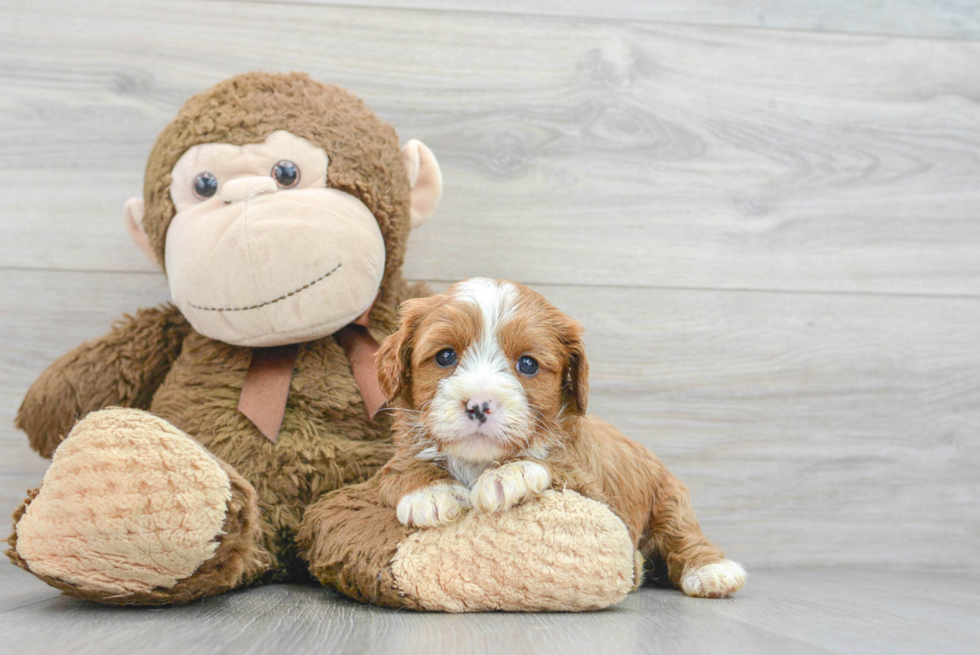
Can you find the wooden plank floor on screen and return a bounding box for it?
[1,560,978,655]
[5,1,980,296]
[1,0,979,651]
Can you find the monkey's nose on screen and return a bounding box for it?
[220,176,278,204]
[464,399,496,424]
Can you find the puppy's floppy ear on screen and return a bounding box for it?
[376,297,432,404]
[560,318,590,415]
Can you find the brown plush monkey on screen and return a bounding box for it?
[6,72,637,610]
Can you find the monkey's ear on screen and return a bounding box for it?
[400,140,442,229]
[123,197,159,267]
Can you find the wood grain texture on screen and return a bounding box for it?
[2,1,980,295]
[1,560,978,655]
[238,0,980,41]
[2,271,977,569]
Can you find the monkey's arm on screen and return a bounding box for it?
[16,304,191,458]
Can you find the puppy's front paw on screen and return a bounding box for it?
[471,461,551,513]
[396,484,472,528]
[681,559,746,598]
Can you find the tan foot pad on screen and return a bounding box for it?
[391,489,635,612]
[14,408,232,595]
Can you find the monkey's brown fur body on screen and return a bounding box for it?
[7,73,638,611]
[11,296,420,604]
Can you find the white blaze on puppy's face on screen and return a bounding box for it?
[428,279,532,462]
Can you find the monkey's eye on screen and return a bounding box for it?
[435,348,457,368]
[272,160,300,188]
[193,172,218,200]
[516,355,539,376]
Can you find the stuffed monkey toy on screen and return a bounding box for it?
[6,72,638,611]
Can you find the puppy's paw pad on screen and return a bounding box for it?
[471,461,551,513]
[397,484,471,528]
[681,560,746,598]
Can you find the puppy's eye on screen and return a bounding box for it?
[193,172,218,199]
[435,348,457,368]
[272,160,300,188]
[516,355,539,376]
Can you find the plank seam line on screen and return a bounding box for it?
[201,0,980,45]
[421,278,980,301]
[1,266,978,301]
[0,596,61,615]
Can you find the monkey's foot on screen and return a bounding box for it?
[7,408,267,605]
[392,489,636,611]
[302,485,639,612]
[681,559,747,598]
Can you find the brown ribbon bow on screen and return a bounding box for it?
[237,307,385,443]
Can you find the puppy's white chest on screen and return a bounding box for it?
[416,447,492,488]
[446,457,492,488]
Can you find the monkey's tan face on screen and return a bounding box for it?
[165,131,386,347]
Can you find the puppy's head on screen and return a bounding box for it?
[378,278,589,462]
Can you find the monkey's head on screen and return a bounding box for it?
[124,72,442,347]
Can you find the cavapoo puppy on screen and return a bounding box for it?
[376,278,745,598]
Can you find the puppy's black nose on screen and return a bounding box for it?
[465,400,492,424]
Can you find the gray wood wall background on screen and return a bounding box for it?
[1,0,977,571]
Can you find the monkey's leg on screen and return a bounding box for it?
[640,472,746,598]
[7,408,272,605]
[298,478,640,612]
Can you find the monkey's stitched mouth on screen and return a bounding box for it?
[187,262,342,312]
